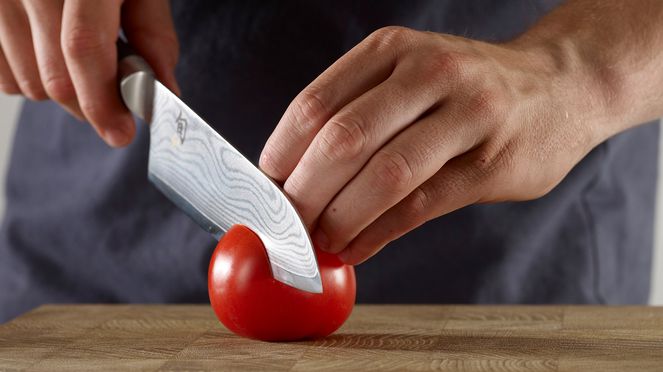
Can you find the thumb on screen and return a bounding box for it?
[121,0,180,95]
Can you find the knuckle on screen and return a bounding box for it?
[43,75,75,102]
[372,149,415,194]
[366,26,415,52]
[466,143,511,181]
[401,186,430,221]
[289,88,329,136]
[468,89,505,121]
[468,151,497,179]
[63,27,108,58]
[425,50,464,81]
[318,114,368,163]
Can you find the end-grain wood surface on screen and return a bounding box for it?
[1,305,662,371]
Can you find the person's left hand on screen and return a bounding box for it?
[259,26,610,264]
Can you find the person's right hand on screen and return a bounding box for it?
[0,0,180,147]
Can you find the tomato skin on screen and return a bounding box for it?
[208,225,356,341]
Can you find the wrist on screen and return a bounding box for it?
[507,28,628,149]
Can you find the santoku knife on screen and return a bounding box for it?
[116,39,322,293]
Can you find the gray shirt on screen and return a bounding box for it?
[1,0,657,323]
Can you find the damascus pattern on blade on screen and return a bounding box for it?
[147,82,320,287]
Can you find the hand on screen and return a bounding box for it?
[260,26,609,264]
[0,0,179,147]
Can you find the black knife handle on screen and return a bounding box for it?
[116,37,136,61]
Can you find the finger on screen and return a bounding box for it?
[313,105,478,253]
[284,56,449,226]
[23,0,83,119]
[121,0,180,95]
[338,153,488,265]
[62,0,134,147]
[260,26,418,181]
[0,1,46,100]
[0,47,20,94]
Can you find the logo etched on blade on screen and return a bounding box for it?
[176,110,188,144]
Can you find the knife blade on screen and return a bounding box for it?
[116,39,322,293]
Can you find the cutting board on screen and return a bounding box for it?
[1,305,662,371]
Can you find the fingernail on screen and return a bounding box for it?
[312,228,330,252]
[104,122,132,147]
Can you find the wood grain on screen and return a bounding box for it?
[1,305,663,371]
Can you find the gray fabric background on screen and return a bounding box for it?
[0,0,658,322]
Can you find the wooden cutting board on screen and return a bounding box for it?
[1,305,662,371]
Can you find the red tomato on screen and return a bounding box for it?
[208,224,356,341]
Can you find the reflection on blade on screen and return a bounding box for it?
[143,81,321,293]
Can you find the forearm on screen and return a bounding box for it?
[513,0,663,143]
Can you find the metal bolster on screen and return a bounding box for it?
[119,56,156,123]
